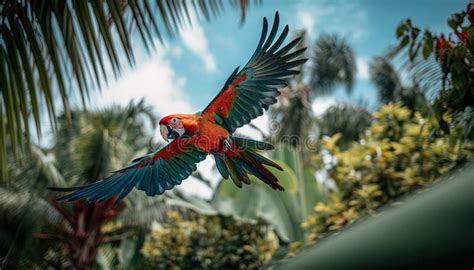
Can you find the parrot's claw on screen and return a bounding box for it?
[222,137,233,150]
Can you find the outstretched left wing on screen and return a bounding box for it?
[202,12,307,132]
[48,139,207,202]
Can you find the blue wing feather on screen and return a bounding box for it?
[202,12,308,133]
[49,143,207,202]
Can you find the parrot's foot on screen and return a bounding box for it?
[222,137,233,150]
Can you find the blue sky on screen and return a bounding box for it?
[94,0,467,197]
[98,0,467,118]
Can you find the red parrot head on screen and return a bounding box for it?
[159,114,187,142]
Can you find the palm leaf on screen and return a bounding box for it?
[310,34,357,96]
[0,0,253,179]
[388,40,444,100]
[369,56,403,104]
[317,103,372,148]
[369,56,428,111]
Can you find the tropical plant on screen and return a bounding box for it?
[53,99,156,185]
[370,57,402,104]
[140,211,279,270]
[0,100,166,268]
[310,34,357,96]
[303,103,473,242]
[270,32,357,147]
[369,56,427,112]
[0,145,65,268]
[271,84,314,147]
[316,102,372,149]
[393,3,474,138]
[211,144,324,245]
[0,0,252,178]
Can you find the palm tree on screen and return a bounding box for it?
[270,32,357,147]
[316,103,372,149]
[0,100,181,268]
[0,0,252,178]
[369,56,427,112]
[0,145,65,268]
[310,34,357,96]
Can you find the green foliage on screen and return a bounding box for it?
[212,160,303,242]
[140,211,279,270]
[0,101,160,268]
[271,32,357,147]
[369,56,427,112]
[54,99,155,184]
[303,103,472,241]
[394,3,474,138]
[0,0,251,179]
[310,34,357,95]
[211,145,324,243]
[316,103,372,149]
[270,144,325,222]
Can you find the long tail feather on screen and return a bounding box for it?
[239,151,284,190]
[214,137,284,191]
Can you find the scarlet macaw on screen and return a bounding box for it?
[49,12,307,202]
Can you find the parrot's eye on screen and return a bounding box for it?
[170,118,178,124]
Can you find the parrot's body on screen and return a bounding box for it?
[49,12,307,202]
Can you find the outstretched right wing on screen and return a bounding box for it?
[48,139,207,203]
[202,12,307,132]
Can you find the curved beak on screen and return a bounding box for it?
[160,124,170,142]
[160,124,185,142]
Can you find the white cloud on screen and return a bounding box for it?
[171,46,183,59]
[357,57,370,80]
[99,46,193,117]
[180,11,217,73]
[312,97,337,116]
[297,10,316,33]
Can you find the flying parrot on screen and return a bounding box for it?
[49,12,307,203]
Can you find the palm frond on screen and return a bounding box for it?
[401,53,443,99]
[316,103,372,149]
[370,56,428,111]
[0,0,253,179]
[0,188,61,226]
[270,85,314,146]
[388,39,444,100]
[310,34,357,96]
[369,56,403,104]
[53,100,158,184]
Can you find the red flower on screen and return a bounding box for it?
[457,31,468,43]
[468,3,474,24]
[436,34,455,60]
[436,34,447,48]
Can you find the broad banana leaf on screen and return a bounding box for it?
[270,143,324,221]
[211,161,304,242]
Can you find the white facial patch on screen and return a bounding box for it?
[160,124,169,140]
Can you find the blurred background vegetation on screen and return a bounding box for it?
[1,0,473,269]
